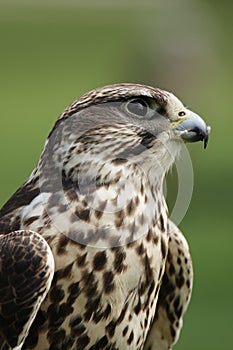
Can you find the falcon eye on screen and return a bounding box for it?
[126,98,149,118]
[178,111,186,117]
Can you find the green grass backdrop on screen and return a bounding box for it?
[0,1,232,349]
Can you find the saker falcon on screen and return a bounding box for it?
[0,83,210,350]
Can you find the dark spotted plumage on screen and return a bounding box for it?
[0,83,210,349]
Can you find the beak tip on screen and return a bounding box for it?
[204,137,208,149]
[204,126,211,149]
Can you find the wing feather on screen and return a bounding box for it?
[0,230,54,350]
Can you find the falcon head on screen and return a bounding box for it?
[40,83,210,191]
[60,83,210,142]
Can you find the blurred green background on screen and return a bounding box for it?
[0,1,232,349]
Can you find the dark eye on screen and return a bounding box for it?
[126,98,149,117]
[178,111,186,117]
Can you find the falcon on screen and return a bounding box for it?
[0,83,210,350]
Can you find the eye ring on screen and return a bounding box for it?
[125,98,149,118]
[178,111,186,117]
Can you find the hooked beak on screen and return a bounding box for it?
[174,112,211,149]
